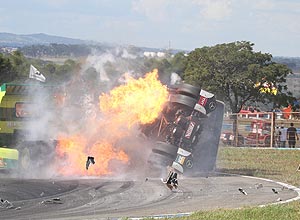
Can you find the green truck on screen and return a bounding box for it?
[0,83,60,170]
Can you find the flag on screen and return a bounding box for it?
[29,65,46,82]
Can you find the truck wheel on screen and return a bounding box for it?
[169,94,197,109]
[152,141,178,157]
[18,147,31,171]
[176,84,201,98]
[147,152,173,168]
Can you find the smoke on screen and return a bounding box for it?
[17,47,160,179]
[83,52,112,82]
[170,72,182,85]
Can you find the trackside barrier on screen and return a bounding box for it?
[221,112,300,148]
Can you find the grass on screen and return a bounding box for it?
[216,147,300,187]
[157,147,300,220]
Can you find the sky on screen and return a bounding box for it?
[0,0,300,57]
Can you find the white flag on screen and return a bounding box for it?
[29,65,46,82]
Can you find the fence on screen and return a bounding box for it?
[221,112,300,148]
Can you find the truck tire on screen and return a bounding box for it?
[18,147,31,171]
[169,94,197,109]
[17,140,56,177]
[152,141,178,157]
[176,83,201,98]
[148,151,173,168]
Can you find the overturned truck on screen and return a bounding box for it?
[145,83,224,176]
[0,82,223,177]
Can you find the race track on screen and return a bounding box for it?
[0,174,298,220]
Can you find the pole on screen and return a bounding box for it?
[270,112,275,148]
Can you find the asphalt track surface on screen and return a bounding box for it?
[0,173,299,220]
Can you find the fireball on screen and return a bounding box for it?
[100,69,168,126]
[55,69,168,176]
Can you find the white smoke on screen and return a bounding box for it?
[16,47,155,179]
[170,72,182,85]
[83,52,113,82]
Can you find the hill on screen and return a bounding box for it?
[0,32,88,47]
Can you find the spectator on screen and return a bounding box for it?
[279,126,287,148]
[287,123,299,148]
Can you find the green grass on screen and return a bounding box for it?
[159,147,300,220]
[216,147,300,186]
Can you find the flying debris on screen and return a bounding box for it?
[238,188,247,195]
[255,183,263,189]
[86,156,95,170]
[272,188,279,194]
[41,198,63,205]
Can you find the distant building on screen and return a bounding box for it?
[143,51,166,58]
[143,51,156,57]
[0,47,18,54]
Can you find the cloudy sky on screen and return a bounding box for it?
[1,0,299,57]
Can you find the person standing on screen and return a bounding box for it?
[279,126,287,148]
[287,123,299,148]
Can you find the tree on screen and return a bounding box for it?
[183,41,293,113]
[9,50,30,79]
[169,52,188,76]
[0,53,16,83]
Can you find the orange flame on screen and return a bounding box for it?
[100,69,168,127]
[56,135,129,176]
[55,69,168,177]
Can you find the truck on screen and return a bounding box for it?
[0,83,61,171]
[0,82,224,177]
[145,83,224,175]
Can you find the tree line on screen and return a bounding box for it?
[0,41,296,113]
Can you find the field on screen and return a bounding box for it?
[160,146,300,220]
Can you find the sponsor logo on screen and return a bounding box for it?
[198,96,207,106]
[185,121,195,139]
[209,101,216,110]
[185,159,193,168]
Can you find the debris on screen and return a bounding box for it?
[86,156,95,170]
[161,178,167,184]
[255,183,263,189]
[145,178,148,182]
[41,198,63,205]
[0,199,14,209]
[40,192,45,196]
[15,207,21,210]
[238,188,247,195]
[272,188,279,194]
[276,198,282,202]
[297,164,300,171]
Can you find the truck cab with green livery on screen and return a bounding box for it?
[0,83,60,170]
